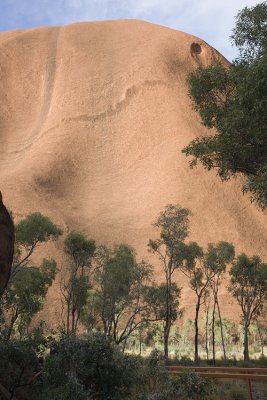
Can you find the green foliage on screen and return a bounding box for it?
[182,2,267,208]
[148,204,189,357]
[181,241,232,295]
[2,259,57,339]
[143,283,181,323]
[229,254,267,320]
[16,212,63,247]
[82,244,157,345]
[9,259,56,304]
[41,333,125,399]
[231,1,267,60]
[0,339,40,398]
[229,253,267,360]
[148,204,191,258]
[62,232,96,334]
[178,370,217,400]
[39,334,169,400]
[13,212,62,272]
[1,212,61,340]
[97,244,138,302]
[206,242,235,273]
[64,231,96,268]
[180,241,235,362]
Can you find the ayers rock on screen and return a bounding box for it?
[1,20,267,321]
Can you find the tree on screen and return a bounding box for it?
[148,204,190,358]
[2,258,57,340]
[182,2,267,208]
[14,212,62,273]
[83,244,160,349]
[232,2,267,60]
[180,242,212,363]
[144,282,181,353]
[61,231,96,334]
[179,241,234,363]
[206,242,235,362]
[1,212,61,338]
[228,253,267,360]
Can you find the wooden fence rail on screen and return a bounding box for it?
[167,365,267,400]
[167,365,267,374]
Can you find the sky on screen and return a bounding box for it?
[0,0,261,61]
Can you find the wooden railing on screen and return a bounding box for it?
[167,365,267,400]
[1,366,266,400]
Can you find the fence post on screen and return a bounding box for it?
[247,379,253,400]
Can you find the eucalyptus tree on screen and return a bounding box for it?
[180,242,210,363]
[1,212,62,338]
[180,241,234,363]
[83,244,162,349]
[229,253,267,360]
[148,204,190,358]
[62,231,96,334]
[206,242,235,362]
[182,2,267,208]
[3,259,57,340]
[14,212,62,274]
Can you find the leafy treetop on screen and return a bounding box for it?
[182,2,267,208]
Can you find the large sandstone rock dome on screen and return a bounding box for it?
[1,20,266,320]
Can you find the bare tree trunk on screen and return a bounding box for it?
[216,298,227,360]
[194,297,201,364]
[244,320,250,361]
[205,306,210,361]
[7,308,18,340]
[257,323,264,357]
[211,297,216,365]
[71,306,76,334]
[164,324,170,358]
[164,266,172,359]
[66,298,71,334]
[74,308,81,334]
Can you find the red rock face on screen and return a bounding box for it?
[0,20,266,321]
[0,192,14,297]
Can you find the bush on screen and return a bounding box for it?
[0,339,39,398]
[178,370,217,400]
[39,334,171,400]
[39,333,128,399]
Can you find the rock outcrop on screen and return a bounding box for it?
[0,192,14,297]
[0,20,266,319]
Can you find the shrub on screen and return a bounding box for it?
[39,334,171,400]
[178,370,217,400]
[0,340,39,398]
[40,333,127,399]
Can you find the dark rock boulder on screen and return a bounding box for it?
[0,192,14,297]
